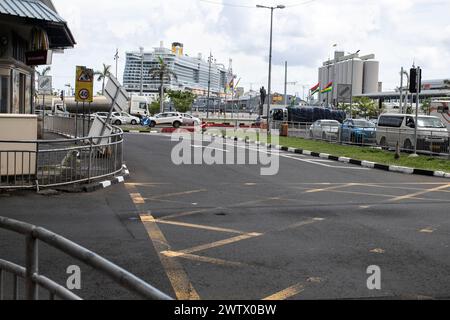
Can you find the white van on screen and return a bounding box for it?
[377,113,449,153]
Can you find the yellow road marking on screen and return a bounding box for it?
[263,283,305,300]
[389,184,450,202]
[305,183,357,193]
[148,189,207,200]
[130,193,145,204]
[150,218,248,235]
[162,251,245,267]
[159,208,213,221]
[125,184,200,300]
[419,227,435,233]
[172,233,263,256]
[370,248,385,254]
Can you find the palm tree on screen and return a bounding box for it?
[149,57,177,113]
[94,64,112,95]
[35,66,51,77]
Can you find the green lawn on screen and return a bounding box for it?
[210,129,450,173]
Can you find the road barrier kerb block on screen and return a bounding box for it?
[361,161,376,168]
[303,150,312,156]
[338,157,351,163]
[434,171,446,177]
[319,153,330,159]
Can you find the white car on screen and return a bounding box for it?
[112,112,140,125]
[151,112,184,128]
[180,113,201,126]
[91,112,128,126]
[309,120,340,140]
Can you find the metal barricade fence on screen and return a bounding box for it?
[0,116,124,190]
[270,120,450,157]
[0,216,172,300]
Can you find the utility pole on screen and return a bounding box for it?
[413,66,421,156]
[257,4,285,133]
[207,52,213,119]
[140,47,144,96]
[399,67,404,114]
[284,61,288,108]
[349,50,360,119]
[114,49,119,79]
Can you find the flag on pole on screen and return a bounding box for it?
[310,82,320,95]
[320,82,333,93]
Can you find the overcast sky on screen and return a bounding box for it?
[49,0,450,96]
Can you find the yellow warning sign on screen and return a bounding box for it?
[75,66,94,103]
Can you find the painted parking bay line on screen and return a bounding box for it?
[263,283,305,300]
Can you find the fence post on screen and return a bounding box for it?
[88,137,93,183]
[25,234,38,300]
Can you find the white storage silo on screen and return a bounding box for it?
[363,60,380,94]
[351,59,364,96]
[337,62,344,86]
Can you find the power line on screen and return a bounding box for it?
[198,0,317,9]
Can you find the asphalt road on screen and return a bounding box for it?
[1,132,450,300]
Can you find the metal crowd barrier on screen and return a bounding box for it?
[0,216,172,300]
[0,116,124,190]
[271,120,450,157]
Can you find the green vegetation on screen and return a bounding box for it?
[216,130,450,173]
[149,56,178,114]
[167,90,196,113]
[94,63,112,95]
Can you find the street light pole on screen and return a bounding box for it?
[207,52,212,119]
[257,4,285,133]
[139,47,144,96]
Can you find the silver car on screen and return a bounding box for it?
[309,120,340,140]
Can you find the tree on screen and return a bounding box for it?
[421,98,431,115]
[36,66,51,77]
[354,97,378,118]
[149,56,178,113]
[167,90,196,113]
[149,100,161,115]
[94,64,111,95]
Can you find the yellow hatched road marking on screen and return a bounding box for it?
[148,189,207,200]
[162,251,245,267]
[389,184,450,202]
[263,283,305,300]
[305,183,358,193]
[150,218,248,235]
[125,183,200,300]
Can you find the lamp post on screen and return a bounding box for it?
[139,47,144,96]
[207,52,213,119]
[256,4,285,133]
[348,49,360,119]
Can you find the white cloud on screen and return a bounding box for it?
[50,0,450,95]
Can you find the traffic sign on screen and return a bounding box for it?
[75,66,94,103]
[38,76,52,94]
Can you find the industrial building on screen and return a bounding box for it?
[317,51,380,106]
[123,42,232,99]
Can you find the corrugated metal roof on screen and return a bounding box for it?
[0,0,65,23]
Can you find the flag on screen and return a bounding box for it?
[320,82,333,93]
[310,83,320,95]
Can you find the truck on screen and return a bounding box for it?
[57,95,153,117]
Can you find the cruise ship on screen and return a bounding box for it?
[123,42,232,99]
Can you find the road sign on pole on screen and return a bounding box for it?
[75,66,94,103]
[38,76,52,94]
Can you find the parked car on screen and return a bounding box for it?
[180,113,201,126]
[151,112,184,128]
[112,112,140,125]
[309,120,340,140]
[91,112,127,125]
[340,119,377,144]
[377,114,449,153]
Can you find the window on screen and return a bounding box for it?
[378,116,404,128]
[0,75,9,113]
